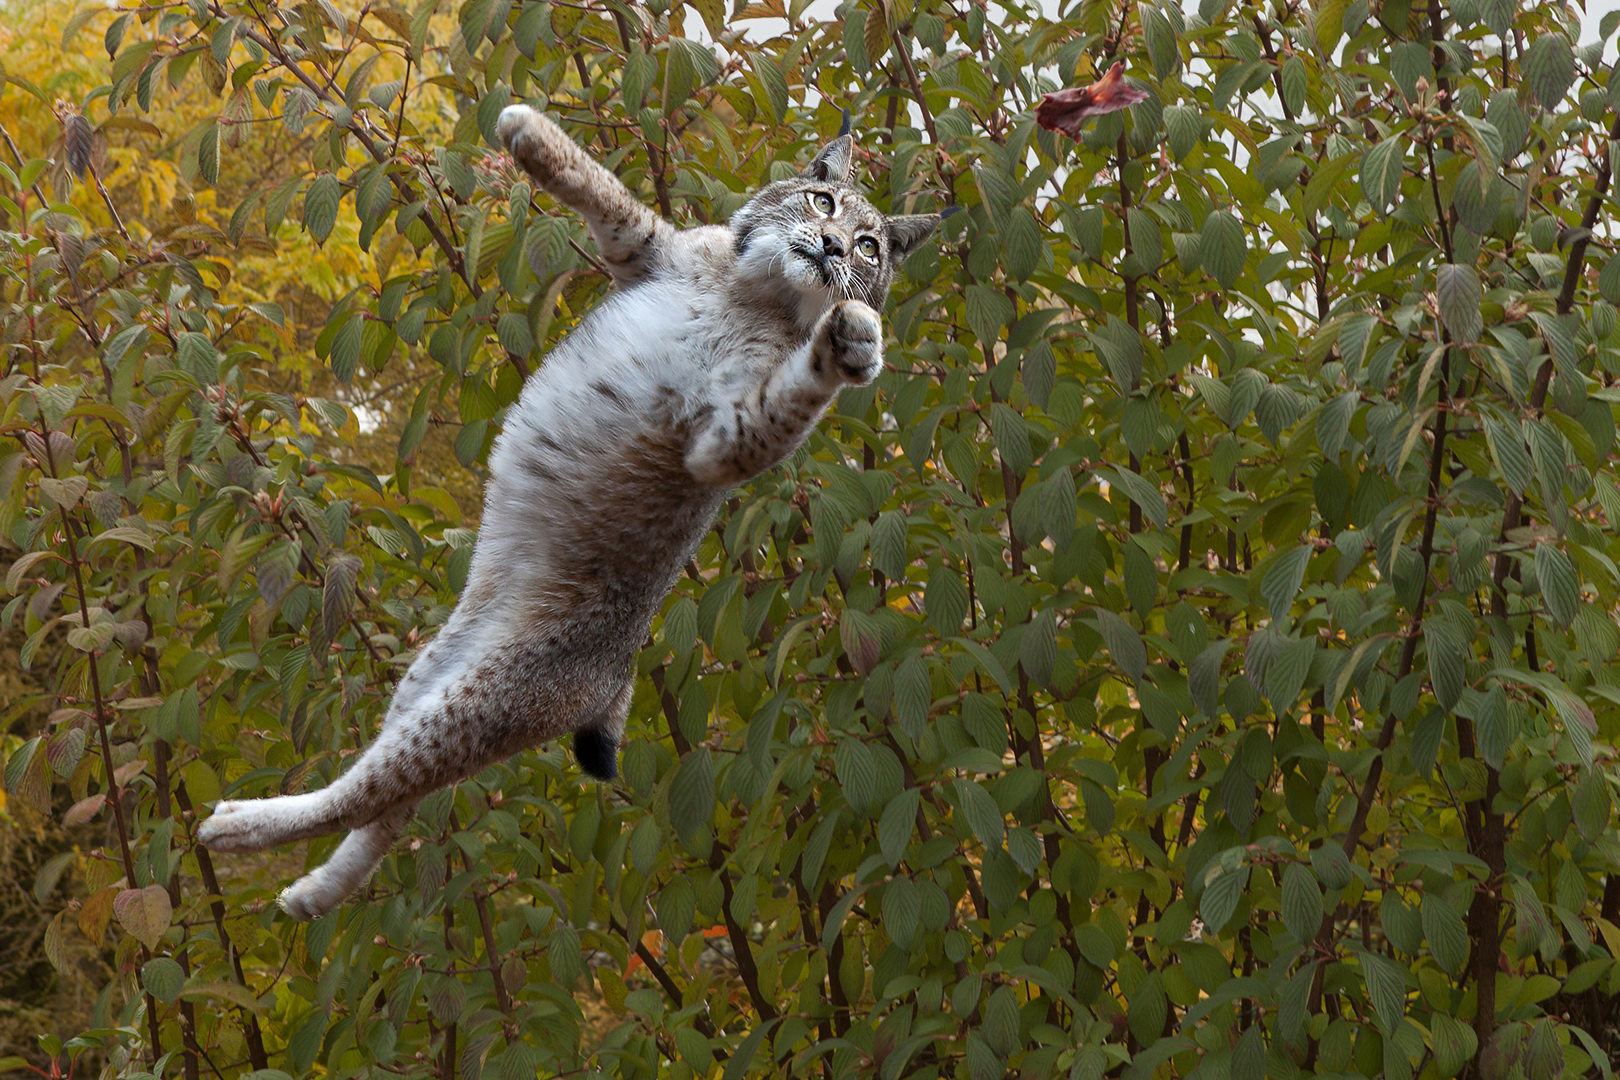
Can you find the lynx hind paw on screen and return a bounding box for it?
[196,793,325,854]
[278,871,347,921]
[195,800,265,853]
[820,300,884,385]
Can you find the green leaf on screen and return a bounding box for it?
[142,956,186,1003]
[197,120,219,186]
[1232,1024,1266,1080]
[176,331,219,382]
[1277,962,1317,1048]
[1425,621,1467,712]
[1020,609,1058,685]
[1200,863,1246,933]
[1097,466,1168,528]
[1602,255,1620,305]
[1075,923,1115,968]
[1452,163,1499,235]
[1523,33,1576,109]
[1574,772,1610,840]
[1359,950,1406,1032]
[1422,894,1468,975]
[1361,138,1405,212]
[328,315,361,382]
[868,510,909,582]
[1484,417,1532,495]
[1280,56,1307,117]
[835,737,876,814]
[1431,1013,1478,1078]
[754,59,789,123]
[893,653,931,740]
[1260,545,1311,621]
[1511,880,1557,959]
[303,172,341,244]
[965,285,1014,345]
[925,564,968,636]
[1265,636,1316,711]
[1311,843,1353,889]
[664,37,719,110]
[878,788,921,868]
[954,777,1005,851]
[1003,206,1043,280]
[321,552,361,642]
[1200,209,1246,288]
[1141,3,1178,79]
[1093,609,1147,681]
[101,323,148,371]
[1164,105,1202,160]
[1281,862,1321,942]
[1127,972,1168,1047]
[861,0,890,68]
[668,747,715,847]
[882,876,920,949]
[114,885,171,950]
[1189,640,1230,718]
[1535,542,1579,628]
[1436,263,1483,344]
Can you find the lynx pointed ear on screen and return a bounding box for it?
[886,213,943,260]
[801,135,854,183]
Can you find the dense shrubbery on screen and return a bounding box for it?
[6,0,1620,1077]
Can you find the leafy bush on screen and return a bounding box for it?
[5,0,1620,1078]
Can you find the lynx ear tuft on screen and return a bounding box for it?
[887,213,943,259]
[800,135,854,183]
[839,107,852,138]
[940,205,963,220]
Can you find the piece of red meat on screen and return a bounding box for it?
[1035,62,1150,139]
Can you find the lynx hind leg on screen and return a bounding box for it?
[278,802,418,921]
[573,680,633,782]
[198,708,451,857]
[496,104,670,281]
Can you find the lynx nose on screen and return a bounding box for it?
[821,233,846,258]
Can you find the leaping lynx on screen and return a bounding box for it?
[197,105,944,919]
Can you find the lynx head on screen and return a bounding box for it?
[730,129,943,315]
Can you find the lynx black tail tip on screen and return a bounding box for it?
[573,726,619,781]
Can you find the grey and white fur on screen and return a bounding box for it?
[196,105,943,920]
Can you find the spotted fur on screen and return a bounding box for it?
[196,105,943,920]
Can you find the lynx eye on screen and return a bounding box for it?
[807,191,836,214]
[856,236,879,259]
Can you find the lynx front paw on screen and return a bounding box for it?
[497,105,562,177]
[814,300,884,386]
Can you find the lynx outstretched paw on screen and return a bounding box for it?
[497,104,561,176]
[817,300,884,385]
